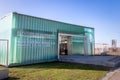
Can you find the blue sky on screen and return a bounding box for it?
[0,0,120,46]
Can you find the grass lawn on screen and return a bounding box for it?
[0,66,5,70]
[4,62,110,80]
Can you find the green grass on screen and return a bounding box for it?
[5,62,110,80]
[0,66,5,70]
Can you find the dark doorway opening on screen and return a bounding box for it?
[60,43,68,55]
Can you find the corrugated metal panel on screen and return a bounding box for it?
[84,28,95,55]
[0,40,8,65]
[72,37,84,55]
[8,12,94,66]
[0,13,12,66]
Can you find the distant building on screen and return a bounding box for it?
[112,39,117,49]
[111,39,117,52]
[95,43,109,54]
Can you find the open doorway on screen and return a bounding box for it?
[59,36,70,55]
[58,33,88,59]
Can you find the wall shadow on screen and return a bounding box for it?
[10,62,111,71]
[3,77,19,80]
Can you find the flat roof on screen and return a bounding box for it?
[13,12,94,29]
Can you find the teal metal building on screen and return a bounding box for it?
[0,12,94,66]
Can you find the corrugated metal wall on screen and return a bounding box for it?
[8,12,94,66]
[0,13,12,66]
[85,28,95,55]
[0,40,8,65]
[72,37,84,55]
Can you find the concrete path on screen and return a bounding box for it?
[109,69,120,80]
[103,65,120,80]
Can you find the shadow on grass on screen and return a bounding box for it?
[3,77,19,80]
[10,62,111,71]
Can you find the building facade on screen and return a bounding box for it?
[0,12,94,66]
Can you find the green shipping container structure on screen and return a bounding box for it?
[0,12,94,66]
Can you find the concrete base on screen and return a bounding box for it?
[0,68,8,80]
[59,55,120,67]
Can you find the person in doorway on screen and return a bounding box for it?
[64,44,68,55]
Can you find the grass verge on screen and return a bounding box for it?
[3,62,110,80]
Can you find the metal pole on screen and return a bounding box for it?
[84,37,88,56]
[6,40,9,67]
[58,33,60,60]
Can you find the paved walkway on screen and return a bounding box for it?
[108,69,120,80]
[103,65,120,80]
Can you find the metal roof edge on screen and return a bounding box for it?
[0,12,13,20]
[12,12,94,29]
